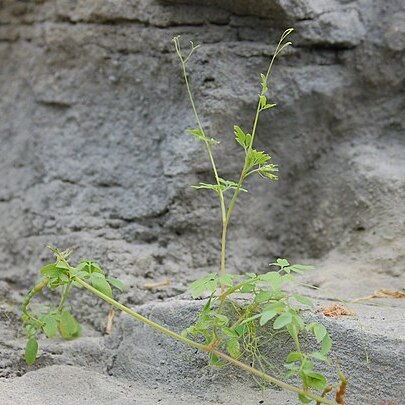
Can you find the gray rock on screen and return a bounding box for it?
[0,364,300,405]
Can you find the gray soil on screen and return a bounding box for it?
[0,0,404,404]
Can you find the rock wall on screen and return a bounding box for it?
[0,0,404,374]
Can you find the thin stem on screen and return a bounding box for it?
[174,39,228,275]
[292,330,308,390]
[248,103,262,153]
[74,276,337,405]
[220,222,227,277]
[223,28,294,248]
[177,45,226,220]
[21,278,48,326]
[58,282,71,312]
[74,276,207,350]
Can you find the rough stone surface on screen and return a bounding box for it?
[111,297,405,404]
[0,0,404,403]
[0,364,300,404]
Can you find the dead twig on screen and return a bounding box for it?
[105,308,116,334]
[143,279,171,290]
[352,289,405,302]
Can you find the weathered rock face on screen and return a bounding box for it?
[0,0,404,393]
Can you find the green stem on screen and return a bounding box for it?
[176,43,228,275]
[179,53,226,218]
[21,278,48,326]
[292,331,308,390]
[58,282,72,312]
[222,29,294,261]
[74,276,337,405]
[74,276,207,350]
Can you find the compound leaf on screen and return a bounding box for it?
[271,258,290,268]
[246,149,271,170]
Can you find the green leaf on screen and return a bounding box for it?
[309,352,331,364]
[233,324,247,337]
[259,310,278,326]
[42,315,58,338]
[273,312,293,329]
[58,273,69,283]
[209,352,223,366]
[91,275,113,298]
[186,129,203,136]
[301,358,314,372]
[321,333,332,355]
[286,351,303,363]
[234,125,252,150]
[292,314,305,331]
[78,260,104,274]
[40,263,61,278]
[76,262,87,271]
[55,260,70,270]
[226,338,241,359]
[186,129,219,145]
[305,372,328,390]
[106,277,124,292]
[218,178,247,193]
[25,338,38,366]
[259,95,267,109]
[246,149,271,170]
[298,393,312,404]
[254,290,273,303]
[290,264,315,272]
[257,163,279,180]
[59,311,80,340]
[293,294,314,308]
[261,103,277,110]
[77,270,90,279]
[221,326,239,338]
[260,73,268,93]
[263,301,286,313]
[271,258,289,268]
[313,323,327,343]
[241,313,262,325]
[284,362,300,371]
[91,262,103,272]
[189,273,218,299]
[214,314,229,325]
[239,283,255,293]
[287,323,299,339]
[259,272,285,290]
